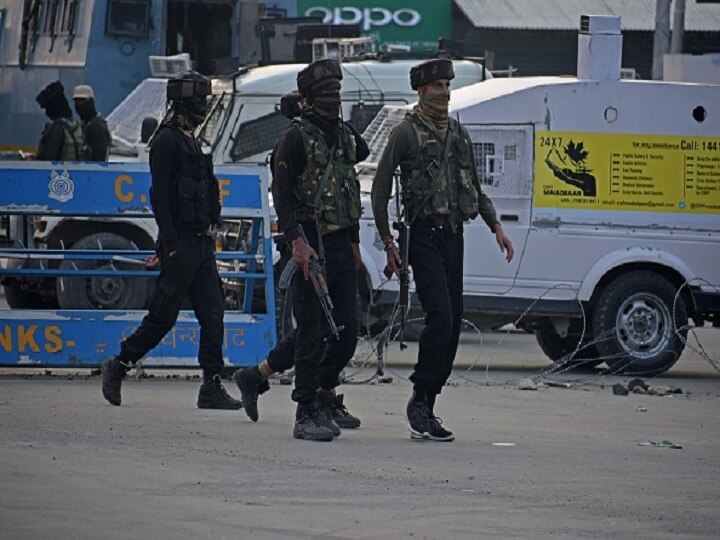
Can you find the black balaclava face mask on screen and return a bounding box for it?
[307,77,342,121]
[44,93,73,121]
[312,91,341,121]
[171,96,209,129]
[74,98,97,122]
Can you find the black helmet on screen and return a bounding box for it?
[166,71,211,128]
[297,59,342,97]
[410,59,455,91]
[166,71,212,101]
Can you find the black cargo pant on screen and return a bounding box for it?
[267,329,297,373]
[266,242,297,374]
[117,234,225,380]
[291,226,358,404]
[408,219,464,398]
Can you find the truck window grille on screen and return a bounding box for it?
[230,111,290,162]
[473,142,495,186]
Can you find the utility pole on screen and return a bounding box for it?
[652,0,672,80]
[670,0,686,54]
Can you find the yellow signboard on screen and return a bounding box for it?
[533,131,720,214]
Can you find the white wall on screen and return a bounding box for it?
[663,54,720,84]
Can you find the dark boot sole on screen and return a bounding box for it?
[197,402,243,410]
[408,426,455,442]
[334,418,361,429]
[293,428,334,441]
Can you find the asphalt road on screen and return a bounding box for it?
[1,326,719,539]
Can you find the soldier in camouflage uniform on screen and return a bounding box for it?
[271,59,369,441]
[371,59,514,442]
[35,81,85,161]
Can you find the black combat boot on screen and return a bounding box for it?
[234,366,270,422]
[101,357,130,406]
[426,392,454,442]
[406,391,454,442]
[316,389,341,437]
[293,401,334,441]
[197,374,243,410]
[331,394,361,429]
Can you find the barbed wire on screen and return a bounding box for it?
[341,274,720,389]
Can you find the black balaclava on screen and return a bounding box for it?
[170,96,209,130]
[74,98,98,122]
[308,78,341,121]
[36,81,73,121]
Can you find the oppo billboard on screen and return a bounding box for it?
[298,0,450,51]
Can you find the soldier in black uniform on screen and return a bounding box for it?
[234,90,365,428]
[35,81,85,161]
[101,72,241,410]
[371,59,514,441]
[269,59,368,441]
[73,85,112,161]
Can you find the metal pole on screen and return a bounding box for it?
[652,0,672,80]
[670,0,686,54]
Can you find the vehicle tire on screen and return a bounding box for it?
[534,320,603,369]
[3,284,49,309]
[592,271,688,375]
[56,232,151,310]
[2,258,58,308]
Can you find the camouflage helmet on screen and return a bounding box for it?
[297,59,343,97]
[166,71,212,101]
[410,59,455,91]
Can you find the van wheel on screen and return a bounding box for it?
[534,321,602,369]
[592,271,688,375]
[56,233,150,309]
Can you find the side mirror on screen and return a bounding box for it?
[140,117,159,143]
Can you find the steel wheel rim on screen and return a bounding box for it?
[86,264,127,308]
[614,293,672,358]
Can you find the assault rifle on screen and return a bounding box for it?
[279,225,343,341]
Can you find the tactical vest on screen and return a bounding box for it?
[155,125,220,232]
[294,118,361,235]
[403,113,479,224]
[84,115,112,161]
[57,118,86,161]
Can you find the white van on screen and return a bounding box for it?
[356,17,720,375]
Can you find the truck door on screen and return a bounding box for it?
[462,124,533,295]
